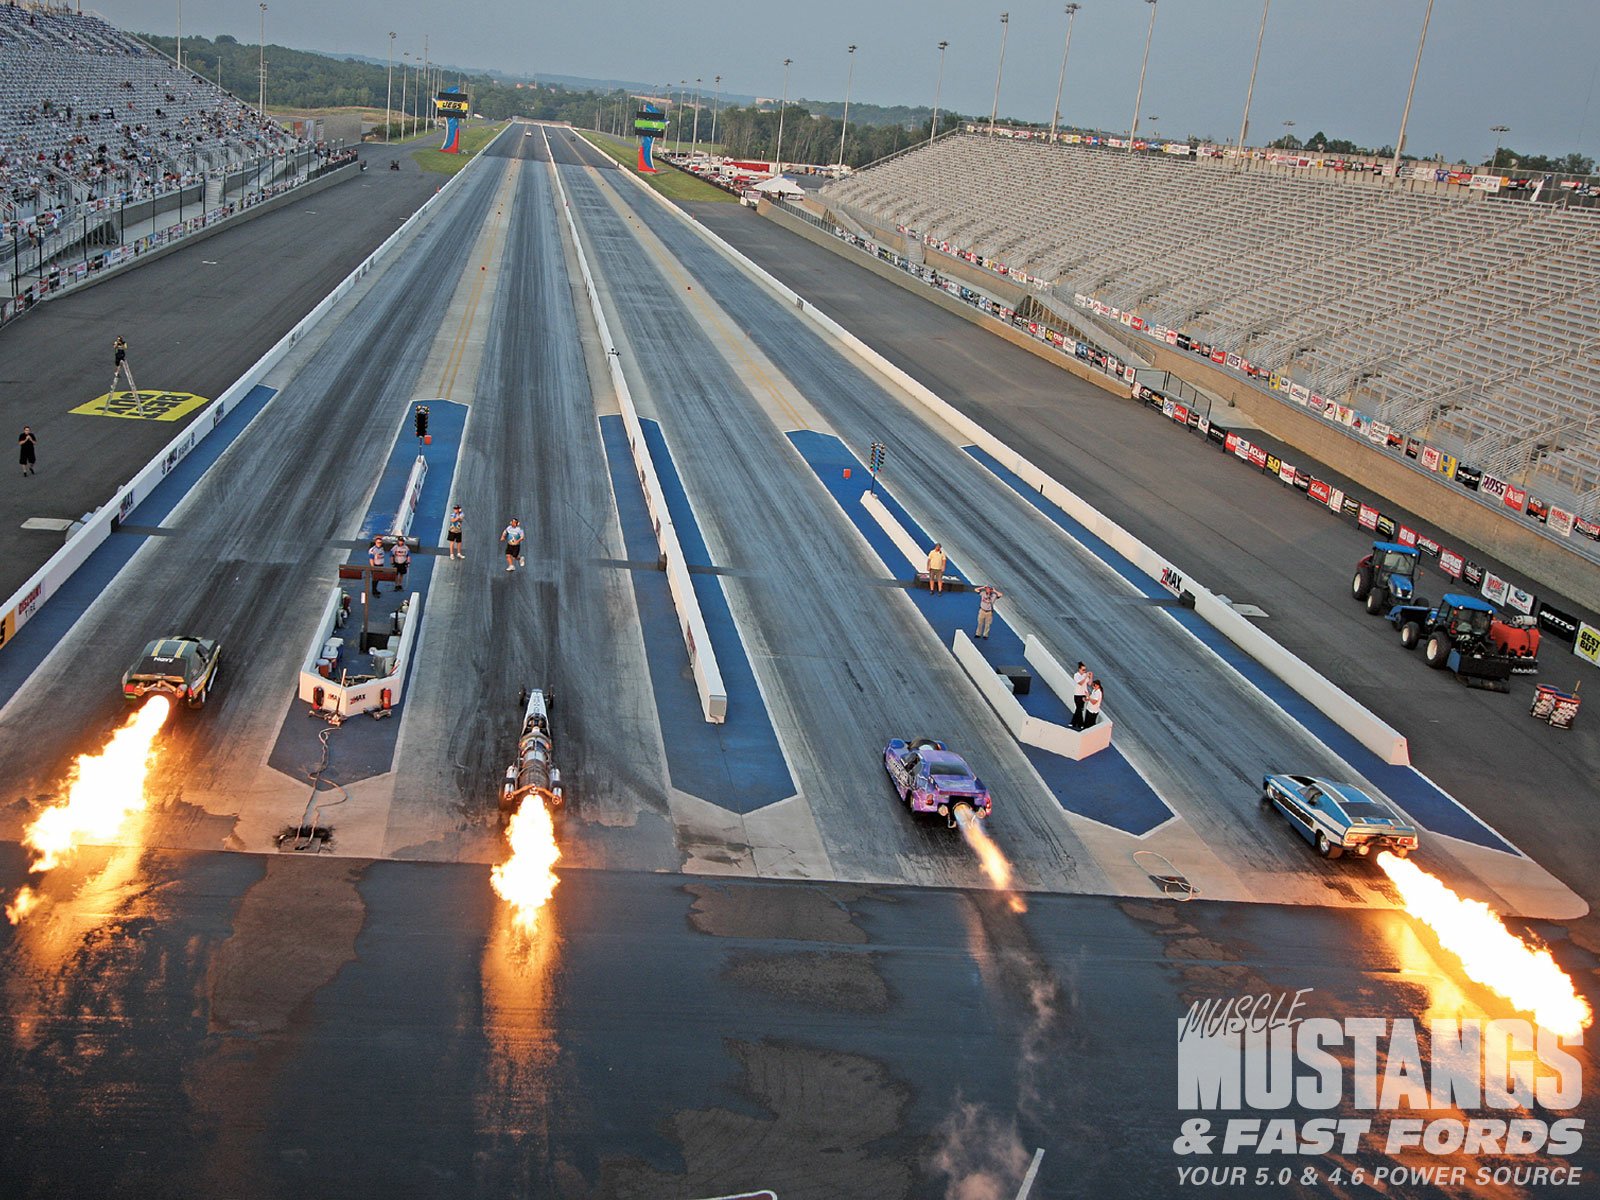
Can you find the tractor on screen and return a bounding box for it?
[1386,593,1514,691]
[1351,541,1422,615]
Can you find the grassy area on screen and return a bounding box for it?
[412,122,510,175]
[576,131,736,203]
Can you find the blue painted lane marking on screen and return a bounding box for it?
[964,444,1517,855]
[0,384,279,708]
[788,429,1173,836]
[265,401,466,786]
[602,416,792,814]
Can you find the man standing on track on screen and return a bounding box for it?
[390,536,410,592]
[501,517,525,572]
[17,425,36,476]
[446,505,465,560]
[367,535,387,596]
[926,542,947,593]
[974,583,1002,638]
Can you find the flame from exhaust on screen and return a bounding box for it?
[490,798,561,933]
[953,806,1028,913]
[7,697,171,923]
[1376,851,1593,1037]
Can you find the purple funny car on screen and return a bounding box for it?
[883,737,992,828]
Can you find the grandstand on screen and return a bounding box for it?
[821,130,1600,525]
[0,3,301,274]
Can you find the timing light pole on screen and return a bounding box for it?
[711,74,722,146]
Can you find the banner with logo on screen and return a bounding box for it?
[1506,585,1536,616]
[1438,548,1464,579]
[1462,560,1484,587]
[1375,514,1397,539]
[1537,601,1580,642]
[1503,483,1526,513]
[1358,504,1378,531]
[1481,571,1509,606]
[1308,479,1332,505]
[1419,446,1441,471]
[1480,474,1508,501]
[1548,507,1575,537]
[1396,525,1417,546]
[1576,622,1600,667]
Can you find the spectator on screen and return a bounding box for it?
[1084,679,1104,728]
[446,505,464,560]
[926,542,946,592]
[974,583,1002,638]
[501,517,525,572]
[1071,662,1090,730]
[17,424,36,475]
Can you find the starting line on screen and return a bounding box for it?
[71,390,210,421]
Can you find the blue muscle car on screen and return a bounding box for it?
[884,737,992,828]
[1261,773,1418,860]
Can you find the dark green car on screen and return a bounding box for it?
[121,635,222,709]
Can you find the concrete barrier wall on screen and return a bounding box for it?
[0,143,490,653]
[608,148,1411,766]
[296,586,423,717]
[543,126,727,723]
[860,490,924,572]
[1022,635,1115,758]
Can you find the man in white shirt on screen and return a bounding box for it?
[501,518,525,572]
[1072,662,1091,730]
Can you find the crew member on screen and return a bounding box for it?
[390,536,410,591]
[1071,662,1090,730]
[110,335,137,401]
[927,543,947,593]
[367,535,387,595]
[446,505,465,560]
[1084,679,1104,728]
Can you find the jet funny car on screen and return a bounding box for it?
[121,635,222,709]
[884,737,993,828]
[1261,774,1419,860]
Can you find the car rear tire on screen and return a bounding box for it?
[1399,621,1421,650]
[1316,832,1343,860]
[1352,567,1372,601]
[1365,590,1386,615]
[1424,634,1450,669]
[1260,787,1273,807]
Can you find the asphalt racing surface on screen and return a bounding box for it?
[0,123,1596,1199]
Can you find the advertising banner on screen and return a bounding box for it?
[1416,534,1441,557]
[1266,453,1282,476]
[1375,514,1398,539]
[1503,483,1527,512]
[1341,495,1361,518]
[1462,560,1484,587]
[1308,479,1332,505]
[1248,445,1269,469]
[1358,504,1379,531]
[1440,453,1458,479]
[1290,383,1310,403]
[1396,525,1418,546]
[1537,600,1580,642]
[1576,621,1600,668]
[1480,474,1508,501]
[1481,572,1509,606]
[1420,446,1441,471]
[1548,507,1576,537]
[1455,464,1483,490]
[1438,549,1464,578]
[1507,585,1536,616]
[1279,463,1298,486]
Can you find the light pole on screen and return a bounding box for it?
[711,75,722,148]
[1049,4,1081,142]
[1147,114,1159,145]
[988,12,1009,136]
[1281,118,1295,149]
[257,3,267,115]
[838,45,857,168]
[678,80,687,153]
[775,57,792,174]
[386,31,395,143]
[1489,124,1510,172]
[1391,0,1435,177]
[1237,0,1270,161]
[423,36,430,131]
[401,53,410,141]
[1129,0,1157,150]
[176,0,181,69]
[930,40,948,146]
[692,77,702,156]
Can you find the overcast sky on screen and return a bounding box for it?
[121,0,1598,161]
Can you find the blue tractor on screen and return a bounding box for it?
[1351,541,1422,615]
[1386,593,1514,691]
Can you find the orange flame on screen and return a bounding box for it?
[1377,851,1593,1036]
[490,799,561,933]
[7,696,171,923]
[954,806,1028,913]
